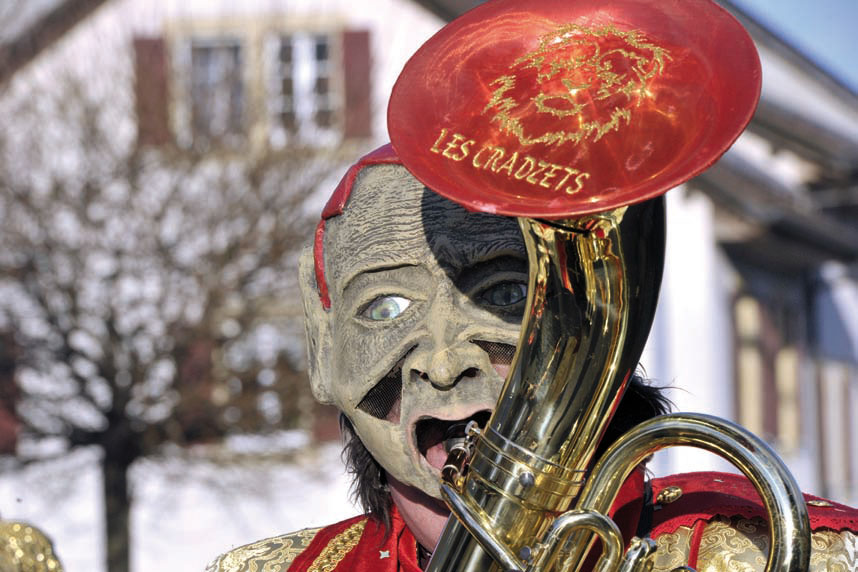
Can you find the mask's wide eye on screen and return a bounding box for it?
[480,281,527,307]
[362,295,412,321]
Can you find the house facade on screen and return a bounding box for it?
[637,2,858,507]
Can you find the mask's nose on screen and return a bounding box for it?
[406,289,489,389]
[410,340,483,389]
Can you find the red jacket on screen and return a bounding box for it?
[207,471,858,571]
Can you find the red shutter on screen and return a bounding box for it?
[0,409,17,454]
[342,30,372,139]
[134,37,171,146]
[0,337,18,454]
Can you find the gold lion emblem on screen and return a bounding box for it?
[484,24,670,147]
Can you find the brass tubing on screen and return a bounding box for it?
[557,413,811,572]
[428,201,665,571]
[439,483,525,572]
[536,510,624,572]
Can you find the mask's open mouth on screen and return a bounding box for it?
[415,410,491,470]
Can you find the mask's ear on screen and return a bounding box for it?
[299,244,334,404]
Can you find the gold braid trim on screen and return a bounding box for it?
[307,520,367,572]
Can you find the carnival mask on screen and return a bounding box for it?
[300,163,527,498]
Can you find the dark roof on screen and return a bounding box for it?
[696,153,858,270]
[409,0,485,21]
[0,0,109,87]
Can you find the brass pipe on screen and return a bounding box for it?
[544,413,811,572]
[428,199,665,571]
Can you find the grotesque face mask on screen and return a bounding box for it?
[300,163,526,498]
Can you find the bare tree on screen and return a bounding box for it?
[0,53,354,571]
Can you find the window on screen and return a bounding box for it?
[268,33,339,146]
[136,24,371,150]
[735,295,767,437]
[817,360,856,501]
[189,38,245,147]
[0,334,18,454]
[733,293,804,451]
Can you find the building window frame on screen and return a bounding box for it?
[186,35,247,149]
[265,31,342,148]
[733,290,806,453]
[167,20,352,152]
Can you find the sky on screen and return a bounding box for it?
[730,0,858,93]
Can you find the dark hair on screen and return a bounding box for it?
[595,374,673,460]
[339,373,671,531]
[340,413,395,527]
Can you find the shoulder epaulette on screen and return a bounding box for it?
[649,471,858,535]
[205,526,325,572]
[642,472,858,571]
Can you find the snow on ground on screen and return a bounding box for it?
[0,431,357,572]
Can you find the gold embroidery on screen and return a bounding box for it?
[307,520,366,572]
[809,529,858,572]
[693,516,858,572]
[205,527,322,572]
[697,516,767,571]
[0,521,64,572]
[483,24,670,147]
[650,527,691,571]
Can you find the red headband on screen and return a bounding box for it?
[314,143,402,309]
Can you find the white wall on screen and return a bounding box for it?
[641,187,738,477]
[0,438,355,572]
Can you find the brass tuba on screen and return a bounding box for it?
[388,0,811,570]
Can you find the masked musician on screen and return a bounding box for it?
[207,1,858,570]
[205,144,858,572]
